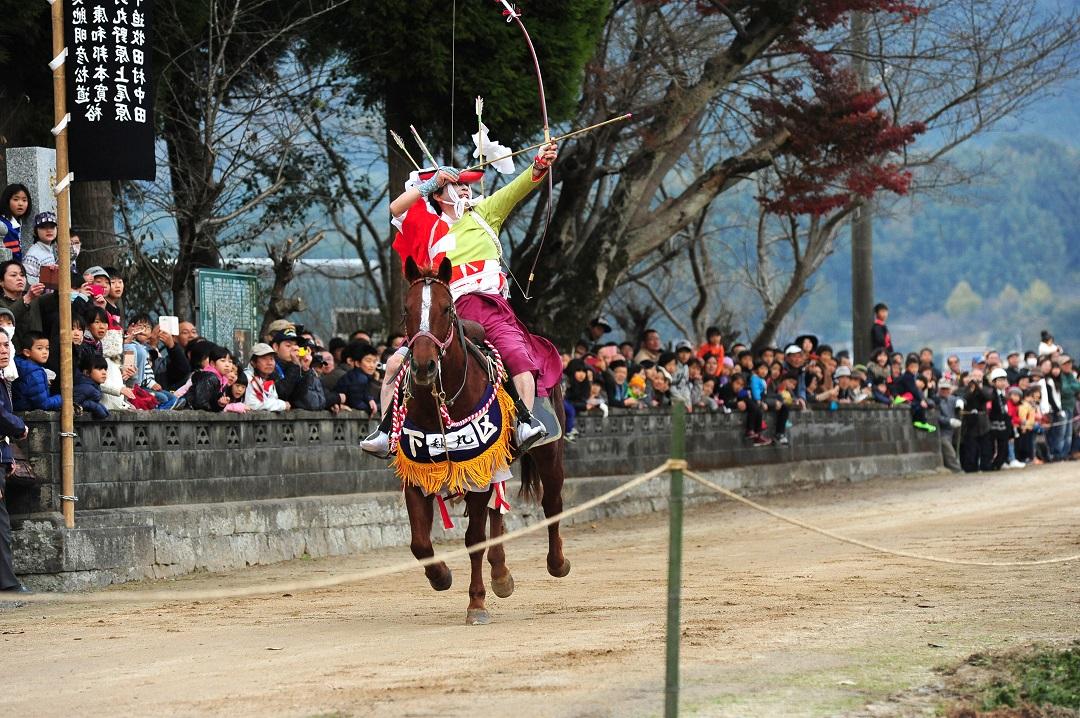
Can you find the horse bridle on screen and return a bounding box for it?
[405,276,469,407]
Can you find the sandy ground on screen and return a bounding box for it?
[2,462,1078,717]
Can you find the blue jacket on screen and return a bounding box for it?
[0,378,27,465]
[12,356,63,412]
[73,372,109,419]
[750,374,767,402]
[336,368,375,412]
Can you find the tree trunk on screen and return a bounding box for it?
[850,12,875,363]
[259,253,298,338]
[751,264,810,354]
[382,91,410,337]
[70,180,116,271]
[162,89,220,322]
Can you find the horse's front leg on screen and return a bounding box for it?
[488,503,514,598]
[404,485,452,591]
[464,490,491,625]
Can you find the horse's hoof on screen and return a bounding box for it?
[491,573,515,598]
[428,568,452,592]
[547,558,571,578]
[466,608,491,626]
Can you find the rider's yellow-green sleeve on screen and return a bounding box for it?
[475,165,545,234]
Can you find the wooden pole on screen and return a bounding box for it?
[50,0,76,528]
[664,402,686,717]
[850,11,874,364]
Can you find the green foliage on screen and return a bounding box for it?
[944,280,982,318]
[980,645,1080,711]
[1023,278,1053,309]
[320,0,609,149]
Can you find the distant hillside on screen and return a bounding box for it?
[806,134,1080,353]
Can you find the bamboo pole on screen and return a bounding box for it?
[664,402,686,717]
[50,0,76,529]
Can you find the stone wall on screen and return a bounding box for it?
[9,406,941,589]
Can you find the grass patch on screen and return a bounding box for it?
[980,644,1080,711]
[944,642,1080,717]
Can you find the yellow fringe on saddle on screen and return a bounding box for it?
[392,386,517,495]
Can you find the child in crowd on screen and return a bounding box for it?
[627,373,647,403]
[12,331,62,412]
[564,358,592,414]
[871,302,893,354]
[336,342,379,414]
[223,367,249,414]
[585,380,608,416]
[649,368,673,408]
[1005,387,1025,468]
[696,326,725,365]
[720,372,770,446]
[986,367,1012,470]
[100,328,137,410]
[896,355,936,432]
[22,211,58,289]
[0,184,31,262]
[1018,387,1042,464]
[186,344,232,412]
[73,354,110,419]
[698,377,719,412]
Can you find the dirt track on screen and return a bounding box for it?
[3,463,1078,717]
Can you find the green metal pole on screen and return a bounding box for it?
[665,402,686,717]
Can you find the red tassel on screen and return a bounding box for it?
[435,495,455,530]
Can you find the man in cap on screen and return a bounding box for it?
[270,329,302,404]
[986,367,1012,470]
[781,344,808,408]
[581,317,612,351]
[264,319,295,343]
[1055,355,1079,459]
[932,379,963,472]
[244,342,290,411]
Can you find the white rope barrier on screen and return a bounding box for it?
[684,469,1080,567]
[11,457,1078,606]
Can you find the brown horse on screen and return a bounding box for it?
[399,257,570,625]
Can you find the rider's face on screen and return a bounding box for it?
[439,182,471,204]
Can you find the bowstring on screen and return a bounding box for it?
[450,0,457,167]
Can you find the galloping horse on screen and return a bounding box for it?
[395,257,570,625]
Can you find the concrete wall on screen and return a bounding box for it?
[9,406,940,590]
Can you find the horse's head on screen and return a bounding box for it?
[403,256,456,387]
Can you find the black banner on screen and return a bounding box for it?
[65,0,156,181]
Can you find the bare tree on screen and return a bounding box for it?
[121,0,346,319]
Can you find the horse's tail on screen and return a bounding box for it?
[521,452,543,504]
[520,383,565,504]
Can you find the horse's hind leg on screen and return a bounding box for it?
[534,444,571,578]
[404,485,452,591]
[488,505,514,598]
[464,490,491,625]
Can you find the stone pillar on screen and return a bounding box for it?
[4,147,63,257]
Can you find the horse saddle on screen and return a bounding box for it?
[529,396,563,448]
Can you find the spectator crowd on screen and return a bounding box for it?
[563,307,1079,473]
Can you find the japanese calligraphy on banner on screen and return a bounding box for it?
[65,0,156,181]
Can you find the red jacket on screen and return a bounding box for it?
[696,342,725,364]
